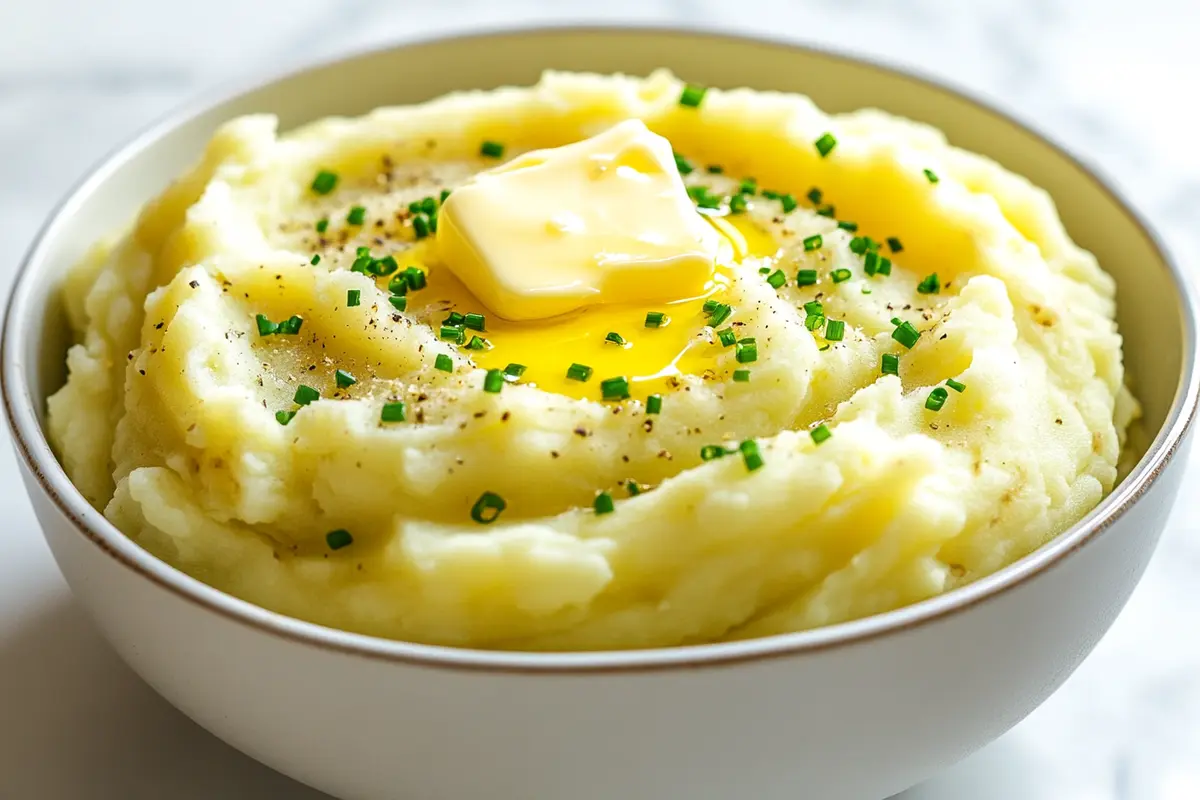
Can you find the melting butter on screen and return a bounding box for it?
[437,119,719,321]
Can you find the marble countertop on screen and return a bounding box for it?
[1,1,1198,797]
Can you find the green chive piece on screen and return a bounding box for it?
[420,196,437,214]
[294,385,319,405]
[335,369,356,389]
[739,177,758,195]
[470,491,506,524]
[825,320,845,341]
[465,335,490,351]
[412,213,431,239]
[926,387,949,411]
[803,234,823,252]
[717,328,737,347]
[315,218,329,234]
[766,269,787,289]
[706,164,724,174]
[917,273,941,294]
[687,185,722,209]
[440,325,465,344]
[325,529,353,550]
[739,439,764,471]
[480,141,505,158]
[503,363,526,381]
[876,257,892,276]
[761,189,781,200]
[645,311,668,328]
[805,314,826,332]
[700,444,728,461]
[276,316,302,335]
[849,236,870,255]
[810,424,832,444]
[804,300,824,316]
[891,317,903,325]
[862,286,873,295]
[444,312,465,326]
[702,299,719,314]
[594,491,615,515]
[733,369,751,382]
[310,254,321,266]
[566,363,593,382]
[310,170,338,195]
[483,369,504,393]
[881,353,900,376]
[434,353,453,372]
[463,312,486,332]
[735,339,758,363]
[886,236,904,253]
[275,410,296,426]
[346,206,366,225]
[370,255,399,277]
[605,331,626,346]
[403,266,427,291]
[864,251,880,275]
[759,267,772,275]
[796,269,818,286]
[389,295,407,312]
[807,187,823,204]
[646,394,663,414]
[946,378,967,393]
[346,289,361,307]
[708,303,732,327]
[893,321,921,349]
[816,205,836,218]
[673,152,694,175]
[255,314,278,336]
[837,220,858,232]
[815,133,838,157]
[831,268,852,283]
[600,376,631,401]
[780,194,798,213]
[923,168,940,184]
[679,83,707,107]
[626,480,643,497]
[381,401,406,422]
[729,193,749,214]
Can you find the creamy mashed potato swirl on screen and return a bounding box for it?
[48,71,1137,650]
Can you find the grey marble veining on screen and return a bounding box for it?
[1,1,1198,797]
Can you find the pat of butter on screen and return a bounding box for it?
[437,119,719,321]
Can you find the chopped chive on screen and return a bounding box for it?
[923,168,940,184]
[275,410,295,426]
[334,369,356,389]
[891,316,903,325]
[739,439,764,471]
[412,213,431,239]
[729,193,749,214]
[673,152,694,175]
[310,170,338,195]
[434,353,453,372]
[566,363,593,382]
[707,164,724,174]
[761,189,781,200]
[816,205,836,218]
[463,312,486,332]
[810,424,832,444]
[626,480,643,497]
[876,257,892,276]
[470,491,506,524]
[346,206,366,225]
[403,266,427,291]
[814,133,838,157]
[735,339,758,363]
[381,401,406,422]
[766,269,787,289]
[346,289,361,307]
[420,196,437,214]
[850,236,870,255]
[708,303,732,327]
[350,254,373,274]
[926,387,949,411]
[594,491,615,515]
[759,267,772,275]
[310,254,321,265]
[796,268,818,286]
[604,331,626,346]
[444,311,465,326]
[645,311,668,328]
[255,314,278,336]
[702,299,719,314]
[717,328,737,347]
[805,314,826,332]
[946,378,967,393]
[388,275,408,295]
[733,369,751,382]
[780,193,798,213]
[315,218,329,234]
[739,177,758,195]
[465,335,490,351]
[600,376,631,401]
[807,187,823,204]
[837,220,858,232]
[483,369,504,393]
[325,529,353,550]
[892,321,921,349]
[803,234,823,252]
[804,300,824,316]
[886,236,904,253]
[831,268,852,283]
[862,287,872,295]
[646,394,663,414]
[440,325,465,344]
[503,363,526,381]
[370,255,399,277]
[825,319,845,341]
[356,246,371,257]
[294,385,319,405]
[687,185,722,209]
[917,273,941,294]
[388,295,407,312]
[480,141,505,158]
[881,353,900,376]
[700,444,728,461]
[276,315,303,335]
[679,83,707,107]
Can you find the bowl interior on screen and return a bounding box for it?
[6,27,1192,659]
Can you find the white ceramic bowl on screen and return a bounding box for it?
[4,26,1197,800]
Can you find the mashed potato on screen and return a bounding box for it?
[48,70,1138,650]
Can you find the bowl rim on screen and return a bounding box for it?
[4,22,1197,674]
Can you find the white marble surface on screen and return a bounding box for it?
[1,1,1199,797]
